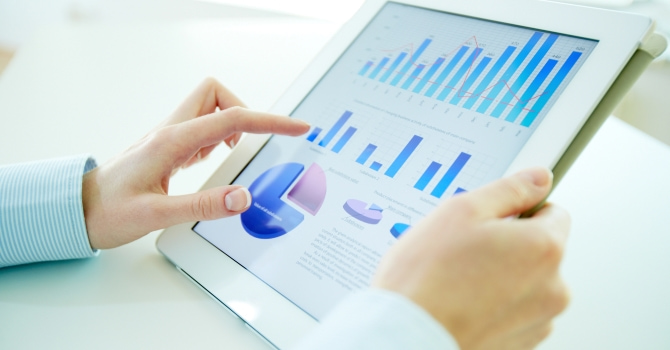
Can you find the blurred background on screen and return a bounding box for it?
[0,0,668,145]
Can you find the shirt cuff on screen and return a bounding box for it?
[0,155,98,267]
[293,288,460,350]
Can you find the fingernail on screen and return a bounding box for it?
[517,167,552,187]
[229,139,236,148]
[224,187,251,211]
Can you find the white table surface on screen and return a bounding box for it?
[1,17,669,350]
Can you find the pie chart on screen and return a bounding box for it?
[241,162,327,239]
[343,199,383,224]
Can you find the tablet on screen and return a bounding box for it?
[157,0,657,347]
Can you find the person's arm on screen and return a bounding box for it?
[0,155,98,268]
[0,78,310,266]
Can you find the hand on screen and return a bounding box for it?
[82,78,310,249]
[373,167,570,350]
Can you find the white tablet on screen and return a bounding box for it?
[158,0,657,347]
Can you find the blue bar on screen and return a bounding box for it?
[359,61,374,76]
[454,187,467,195]
[370,162,383,171]
[450,56,491,105]
[401,64,426,90]
[414,161,442,190]
[425,46,469,98]
[331,126,357,153]
[491,34,559,118]
[430,152,471,198]
[477,32,543,114]
[318,111,353,147]
[356,144,378,164]
[437,48,483,101]
[463,46,516,110]
[390,39,432,86]
[413,57,445,93]
[505,59,557,122]
[306,127,322,142]
[380,52,408,83]
[521,51,582,127]
[384,135,423,178]
[369,57,390,79]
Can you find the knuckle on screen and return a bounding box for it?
[527,223,564,266]
[546,279,571,315]
[539,322,554,341]
[225,105,245,118]
[191,194,216,220]
[203,76,218,86]
[543,236,564,266]
[503,177,530,204]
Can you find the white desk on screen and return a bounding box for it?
[1,18,669,350]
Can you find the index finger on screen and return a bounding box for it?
[178,107,310,151]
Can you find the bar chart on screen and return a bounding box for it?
[306,110,473,199]
[357,31,585,128]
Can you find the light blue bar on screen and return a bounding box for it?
[521,51,582,127]
[505,59,557,122]
[390,39,432,86]
[369,57,390,79]
[450,56,491,105]
[306,127,322,142]
[437,48,483,101]
[384,135,423,178]
[356,144,377,164]
[491,34,559,118]
[454,187,467,195]
[359,61,374,76]
[476,32,543,114]
[413,57,445,93]
[425,46,469,98]
[463,46,516,110]
[401,64,426,90]
[414,161,442,190]
[319,111,353,147]
[380,52,408,83]
[430,152,471,198]
[331,126,357,153]
[370,162,383,171]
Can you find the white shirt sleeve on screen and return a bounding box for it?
[0,155,98,267]
[293,288,460,350]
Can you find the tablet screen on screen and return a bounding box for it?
[194,2,597,319]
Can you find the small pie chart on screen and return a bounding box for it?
[241,162,327,239]
[343,199,383,224]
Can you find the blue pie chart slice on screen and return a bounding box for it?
[241,163,305,239]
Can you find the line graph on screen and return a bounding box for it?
[357,31,585,127]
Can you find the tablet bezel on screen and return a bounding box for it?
[157,0,653,348]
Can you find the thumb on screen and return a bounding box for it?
[456,167,553,219]
[159,185,252,226]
